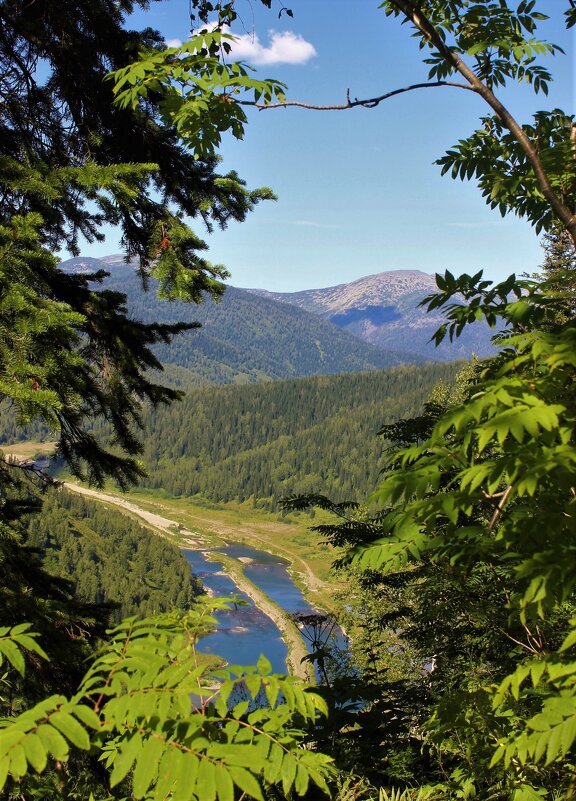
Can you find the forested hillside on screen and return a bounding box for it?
[0,408,53,444]
[61,256,422,386]
[25,490,202,619]
[136,361,458,505]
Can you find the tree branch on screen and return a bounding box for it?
[389,0,576,245]
[488,484,513,531]
[237,80,473,111]
[497,626,543,656]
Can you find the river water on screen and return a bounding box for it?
[184,543,319,672]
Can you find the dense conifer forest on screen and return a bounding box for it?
[96,265,425,386]
[136,362,459,505]
[24,490,202,619]
[1,362,458,504]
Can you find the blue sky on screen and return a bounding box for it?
[85,0,574,292]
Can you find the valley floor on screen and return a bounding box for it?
[64,483,337,681]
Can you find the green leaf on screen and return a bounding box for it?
[228,766,264,801]
[0,756,9,791]
[232,700,250,719]
[513,785,547,801]
[530,660,546,687]
[214,763,235,801]
[263,742,284,784]
[173,752,199,801]
[281,752,297,796]
[198,759,217,801]
[295,764,309,796]
[71,704,101,730]
[49,711,90,750]
[21,732,47,773]
[559,626,576,653]
[109,732,142,787]
[256,654,271,676]
[467,41,488,55]
[36,725,69,762]
[264,677,279,709]
[132,735,164,798]
[0,639,25,676]
[9,744,27,780]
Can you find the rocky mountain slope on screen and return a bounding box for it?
[249,270,496,360]
[59,256,423,387]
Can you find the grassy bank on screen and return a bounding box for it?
[99,487,345,614]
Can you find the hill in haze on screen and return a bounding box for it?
[249,270,497,360]
[59,256,425,386]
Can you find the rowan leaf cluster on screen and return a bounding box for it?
[0,599,334,799]
[110,31,287,160]
[291,263,576,796]
[437,109,576,234]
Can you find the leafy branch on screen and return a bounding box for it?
[0,599,335,800]
[124,3,576,245]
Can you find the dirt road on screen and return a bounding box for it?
[64,482,206,545]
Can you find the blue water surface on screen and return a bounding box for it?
[183,549,288,673]
[184,541,348,677]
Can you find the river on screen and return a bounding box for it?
[63,483,339,678]
[184,543,320,674]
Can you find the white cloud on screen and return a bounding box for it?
[178,24,316,66]
[230,29,316,65]
[446,221,502,229]
[289,220,337,229]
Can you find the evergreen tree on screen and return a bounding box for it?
[0,6,305,796]
[0,0,282,713]
[538,225,576,324]
[0,0,278,486]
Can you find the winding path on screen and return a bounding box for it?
[63,482,199,539]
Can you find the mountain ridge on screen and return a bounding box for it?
[246,269,436,313]
[59,256,424,386]
[245,269,495,360]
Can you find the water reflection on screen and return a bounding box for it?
[184,542,345,676]
[183,549,288,673]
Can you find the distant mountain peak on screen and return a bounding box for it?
[100,253,138,267]
[306,270,437,314]
[59,257,494,366]
[60,254,139,276]
[246,269,495,361]
[248,269,438,313]
[59,255,108,274]
[58,254,423,387]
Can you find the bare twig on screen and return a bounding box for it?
[488,484,513,530]
[498,621,546,656]
[237,80,473,111]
